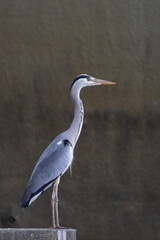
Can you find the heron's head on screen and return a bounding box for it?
[70,74,116,92]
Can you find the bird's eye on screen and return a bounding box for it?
[87,77,93,81]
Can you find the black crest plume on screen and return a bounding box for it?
[70,74,90,91]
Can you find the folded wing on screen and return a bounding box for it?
[21,139,73,208]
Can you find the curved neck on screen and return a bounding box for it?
[68,87,84,148]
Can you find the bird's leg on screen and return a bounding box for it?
[51,185,56,228]
[51,176,60,228]
[55,180,60,228]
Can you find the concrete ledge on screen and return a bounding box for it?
[0,228,76,240]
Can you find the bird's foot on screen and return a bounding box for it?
[57,226,67,229]
[51,226,67,229]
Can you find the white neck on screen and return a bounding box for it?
[68,86,84,148]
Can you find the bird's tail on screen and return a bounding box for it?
[20,189,31,208]
[20,178,56,208]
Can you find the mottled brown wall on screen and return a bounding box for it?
[0,0,160,240]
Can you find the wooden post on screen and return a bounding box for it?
[0,228,76,240]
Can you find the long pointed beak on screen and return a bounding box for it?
[93,78,116,85]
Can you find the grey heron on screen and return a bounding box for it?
[21,74,116,228]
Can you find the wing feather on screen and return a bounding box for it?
[21,139,73,208]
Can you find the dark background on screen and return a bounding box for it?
[0,1,160,239]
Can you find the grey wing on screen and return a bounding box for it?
[21,139,73,208]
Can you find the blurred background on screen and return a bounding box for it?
[0,0,160,239]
